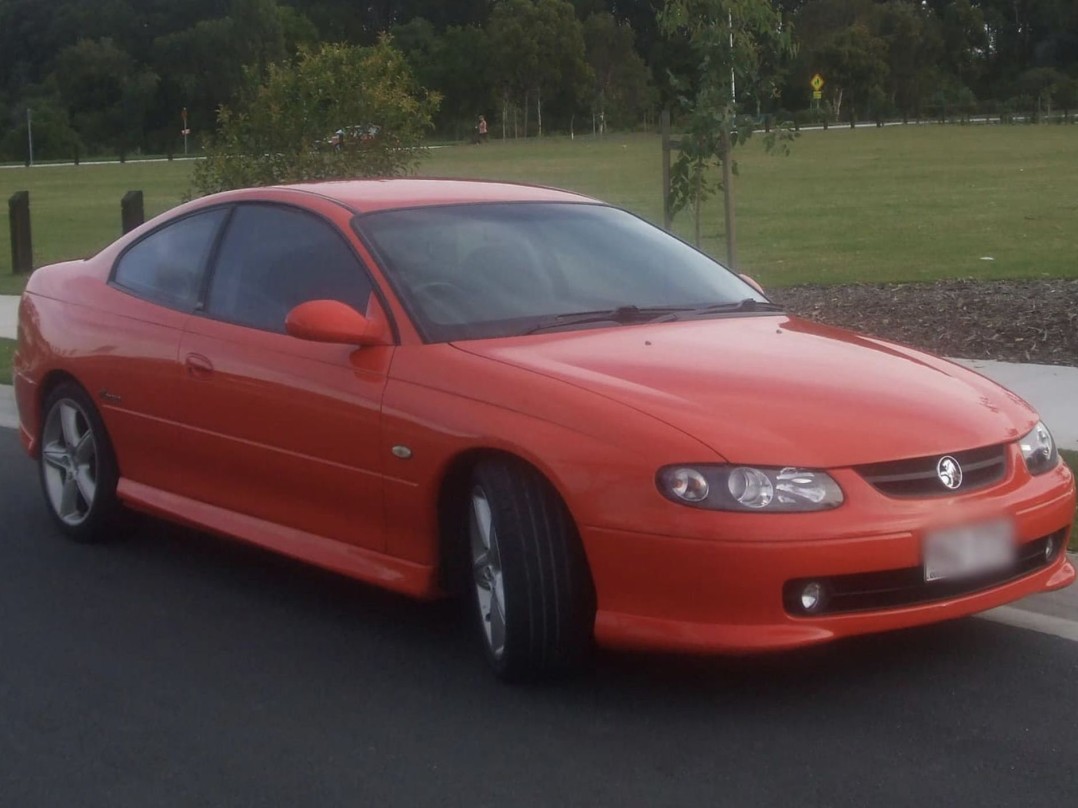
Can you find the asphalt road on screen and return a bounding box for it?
[2,427,1077,807]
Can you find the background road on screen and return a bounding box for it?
[1,428,1076,807]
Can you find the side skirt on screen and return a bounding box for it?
[117,478,442,599]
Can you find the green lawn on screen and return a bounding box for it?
[0,338,13,385]
[2,126,1077,295]
[0,160,195,294]
[420,126,1078,287]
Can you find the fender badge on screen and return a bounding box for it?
[391,445,413,460]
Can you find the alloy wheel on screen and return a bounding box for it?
[41,399,99,527]
[470,486,507,659]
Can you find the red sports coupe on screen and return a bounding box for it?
[13,179,1075,680]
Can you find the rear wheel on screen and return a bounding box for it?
[467,458,595,681]
[39,383,121,543]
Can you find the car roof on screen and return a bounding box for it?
[278,177,598,213]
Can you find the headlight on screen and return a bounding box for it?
[657,465,844,512]
[1018,421,1058,475]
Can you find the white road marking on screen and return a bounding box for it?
[977,606,1078,644]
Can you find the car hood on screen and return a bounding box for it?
[451,315,1038,468]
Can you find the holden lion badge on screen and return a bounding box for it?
[937,456,963,490]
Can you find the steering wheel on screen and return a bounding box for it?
[411,281,473,323]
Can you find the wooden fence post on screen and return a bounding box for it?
[121,190,144,234]
[9,191,33,274]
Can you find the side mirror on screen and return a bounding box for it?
[285,299,390,346]
[739,273,765,296]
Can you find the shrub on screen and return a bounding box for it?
[192,38,440,195]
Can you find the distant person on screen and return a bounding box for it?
[478,115,488,144]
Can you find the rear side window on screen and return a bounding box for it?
[113,209,227,310]
[205,204,371,333]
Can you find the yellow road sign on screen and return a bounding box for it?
[812,90,822,100]
[810,73,825,92]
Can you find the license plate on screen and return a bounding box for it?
[923,519,1016,583]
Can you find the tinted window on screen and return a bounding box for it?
[357,203,765,342]
[205,205,372,333]
[114,209,227,310]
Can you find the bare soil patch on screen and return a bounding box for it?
[771,279,1078,367]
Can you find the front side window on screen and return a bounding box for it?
[113,208,227,310]
[205,205,372,333]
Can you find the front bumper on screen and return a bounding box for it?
[583,454,1076,654]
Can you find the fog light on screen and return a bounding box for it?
[800,581,826,613]
[1045,536,1057,562]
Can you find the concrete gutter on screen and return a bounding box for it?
[0,385,14,430]
[0,295,16,341]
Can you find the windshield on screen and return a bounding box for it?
[355,202,771,342]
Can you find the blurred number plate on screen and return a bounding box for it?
[923,519,1016,582]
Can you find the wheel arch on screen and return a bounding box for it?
[30,370,88,445]
[37,370,91,416]
[435,447,591,595]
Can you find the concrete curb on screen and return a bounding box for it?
[0,384,16,430]
[0,295,17,341]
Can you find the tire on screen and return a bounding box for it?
[467,457,595,681]
[38,382,122,543]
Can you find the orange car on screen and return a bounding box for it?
[13,179,1075,680]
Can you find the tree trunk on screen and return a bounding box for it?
[537,87,542,137]
[523,91,529,137]
[693,153,702,248]
[721,125,736,270]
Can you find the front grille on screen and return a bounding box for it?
[783,529,1066,616]
[855,444,1008,498]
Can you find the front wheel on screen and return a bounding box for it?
[39,382,121,543]
[468,458,595,681]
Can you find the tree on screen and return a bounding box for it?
[153,0,291,149]
[487,0,591,137]
[392,18,496,138]
[0,91,81,162]
[52,37,159,152]
[817,23,889,123]
[878,0,942,120]
[658,0,796,265]
[1015,66,1067,120]
[192,39,440,195]
[583,12,655,130]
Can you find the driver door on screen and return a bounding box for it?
[171,202,392,552]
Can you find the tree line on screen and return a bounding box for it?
[2,0,1076,161]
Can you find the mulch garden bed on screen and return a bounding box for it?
[770,279,1078,367]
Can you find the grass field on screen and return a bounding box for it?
[0,338,12,385]
[0,160,195,294]
[2,125,1076,295]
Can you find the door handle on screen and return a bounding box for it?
[184,352,214,379]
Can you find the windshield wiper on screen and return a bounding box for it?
[680,299,785,316]
[523,300,783,335]
[524,305,692,335]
